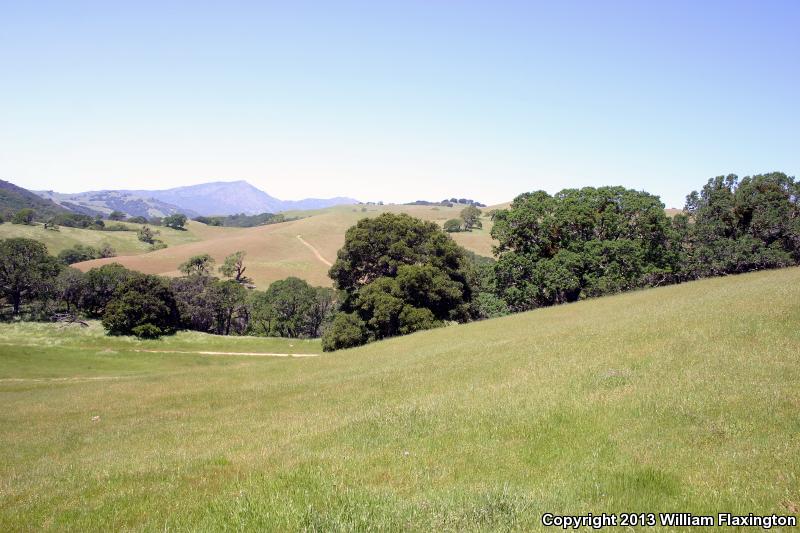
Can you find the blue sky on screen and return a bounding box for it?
[1,1,797,207]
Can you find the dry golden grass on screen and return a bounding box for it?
[74,205,497,288]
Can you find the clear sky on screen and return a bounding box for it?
[1,1,797,207]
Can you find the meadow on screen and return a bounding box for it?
[0,220,228,257]
[1,267,798,530]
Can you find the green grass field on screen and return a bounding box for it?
[1,268,799,530]
[0,220,222,256]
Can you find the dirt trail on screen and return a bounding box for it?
[132,349,319,358]
[0,376,129,383]
[296,235,333,267]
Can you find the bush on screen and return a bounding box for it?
[12,208,35,225]
[443,218,463,232]
[163,213,187,230]
[321,313,368,351]
[137,226,155,244]
[58,244,98,265]
[131,324,163,339]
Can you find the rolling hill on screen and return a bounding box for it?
[1,267,797,529]
[0,220,235,256]
[74,204,499,287]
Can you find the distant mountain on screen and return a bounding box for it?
[36,180,359,217]
[36,190,192,219]
[0,179,72,219]
[124,181,359,215]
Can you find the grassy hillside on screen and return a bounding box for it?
[74,204,498,288]
[0,220,233,256]
[1,268,798,530]
[0,179,70,219]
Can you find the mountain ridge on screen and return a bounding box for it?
[36,180,359,216]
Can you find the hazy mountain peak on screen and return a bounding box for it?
[34,180,359,217]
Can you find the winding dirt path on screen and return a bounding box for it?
[296,235,333,267]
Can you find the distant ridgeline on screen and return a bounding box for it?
[405,198,487,208]
[0,179,72,219]
[192,212,296,227]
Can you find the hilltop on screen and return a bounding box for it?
[1,267,797,529]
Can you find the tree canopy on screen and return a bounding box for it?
[102,273,181,338]
[0,238,62,314]
[324,213,472,350]
[681,173,800,277]
[491,186,679,311]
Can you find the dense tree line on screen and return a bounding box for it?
[0,243,336,339]
[193,212,289,228]
[2,172,797,351]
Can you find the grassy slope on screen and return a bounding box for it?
[73,204,497,288]
[1,268,798,530]
[0,220,234,256]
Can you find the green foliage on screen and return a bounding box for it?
[321,312,368,351]
[57,243,116,265]
[205,279,249,335]
[163,213,188,230]
[0,238,63,314]
[328,213,471,348]
[463,253,509,319]
[81,263,135,318]
[179,253,215,277]
[55,267,85,312]
[194,212,288,228]
[12,208,36,225]
[330,213,470,295]
[219,251,251,284]
[108,210,127,221]
[492,187,679,311]
[250,277,336,338]
[52,213,96,228]
[170,275,215,332]
[682,173,800,277]
[131,323,164,339]
[102,273,180,336]
[460,205,483,230]
[128,216,148,224]
[137,225,155,244]
[443,218,463,232]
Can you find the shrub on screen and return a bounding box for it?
[58,244,98,265]
[137,226,155,244]
[163,213,187,230]
[131,323,163,339]
[443,218,463,232]
[321,313,368,351]
[12,208,35,225]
